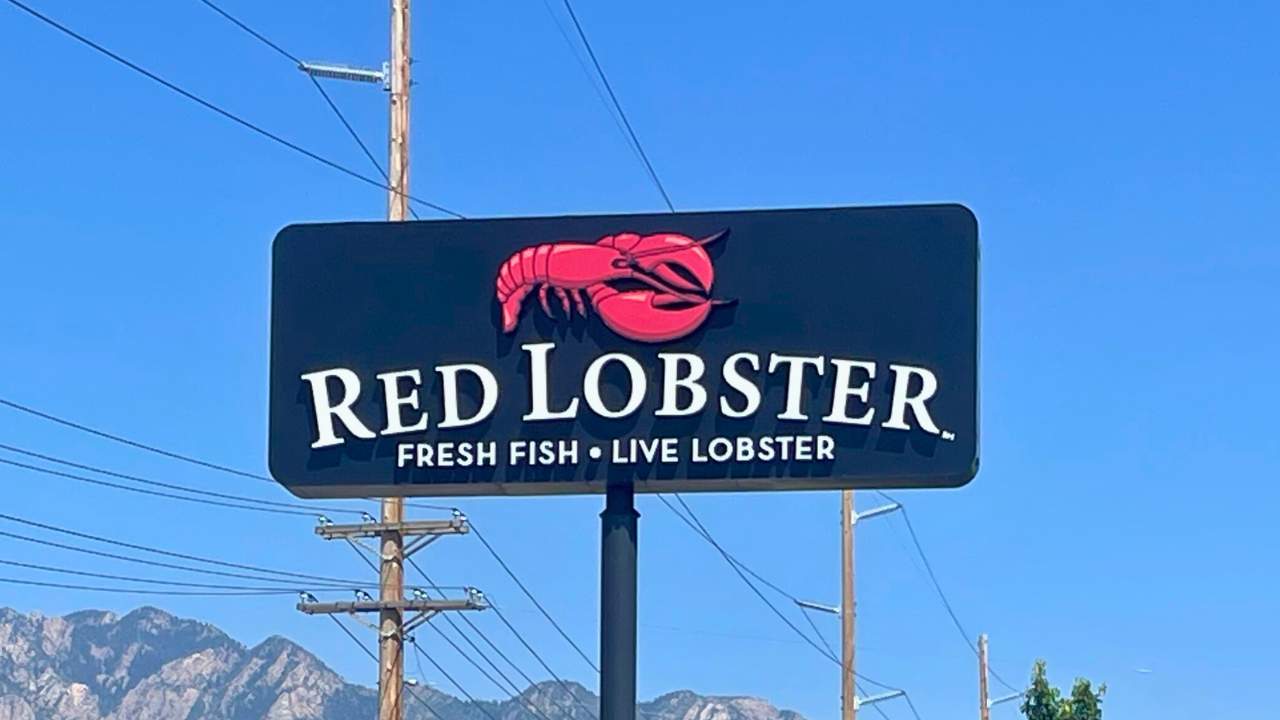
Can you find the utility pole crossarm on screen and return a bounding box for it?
[297,597,483,615]
[316,517,469,539]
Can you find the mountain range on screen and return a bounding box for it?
[0,606,803,720]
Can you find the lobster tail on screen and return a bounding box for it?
[496,244,555,332]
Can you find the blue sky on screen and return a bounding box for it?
[1,1,1277,719]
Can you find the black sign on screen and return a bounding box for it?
[269,204,979,498]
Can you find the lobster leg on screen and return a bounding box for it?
[579,288,591,315]
[538,285,553,317]
[554,287,573,316]
[572,288,587,316]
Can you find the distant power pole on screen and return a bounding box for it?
[802,494,898,718]
[979,634,990,720]
[842,489,856,720]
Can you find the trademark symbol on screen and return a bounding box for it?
[940,431,956,442]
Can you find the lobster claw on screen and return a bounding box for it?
[589,286,715,344]
[600,229,727,299]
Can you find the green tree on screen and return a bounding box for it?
[1060,678,1106,720]
[1019,660,1105,720]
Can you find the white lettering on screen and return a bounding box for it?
[768,354,825,421]
[376,369,429,436]
[656,353,707,416]
[719,352,762,418]
[883,364,942,434]
[583,353,646,419]
[523,342,579,421]
[436,364,499,428]
[302,368,376,449]
[822,359,877,425]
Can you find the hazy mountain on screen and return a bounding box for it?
[0,607,803,720]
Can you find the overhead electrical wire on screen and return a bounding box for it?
[0,456,319,518]
[470,522,600,675]
[662,494,920,720]
[0,511,368,587]
[409,638,502,720]
[487,598,598,719]
[873,491,1020,694]
[406,557,575,720]
[0,575,296,596]
[556,0,675,212]
[0,527,366,589]
[0,396,455,513]
[0,443,363,517]
[0,0,463,219]
[0,557,312,593]
[0,397,272,484]
[536,0,645,169]
[327,615,450,720]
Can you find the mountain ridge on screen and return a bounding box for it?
[0,606,803,720]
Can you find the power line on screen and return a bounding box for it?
[0,575,295,596]
[328,615,450,720]
[0,443,363,517]
[873,491,1020,694]
[0,527,365,589]
[487,600,598,720]
[328,614,379,662]
[556,0,675,212]
[0,511,368,587]
[0,455,318,517]
[0,397,273,483]
[1,0,463,219]
[537,0,644,168]
[0,557,313,593]
[661,494,912,705]
[407,557,568,720]
[409,638,502,720]
[0,396,457,514]
[470,522,600,675]
[659,494,836,663]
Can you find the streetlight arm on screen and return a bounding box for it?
[794,599,841,615]
[854,503,901,523]
[989,692,1024,708]
[855,690,905,709]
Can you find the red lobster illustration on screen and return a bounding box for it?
[495,230,730,343]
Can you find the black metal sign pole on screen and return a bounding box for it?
[600,481,639,720]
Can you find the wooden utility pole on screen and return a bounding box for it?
[978,634,991,720]
[842,489,856,720]
[381,2,411,719]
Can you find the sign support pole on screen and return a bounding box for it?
[600,481,639,720]
[380,2,411,720]
[842,489,856,720]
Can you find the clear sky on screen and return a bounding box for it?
[1,2,1277,719]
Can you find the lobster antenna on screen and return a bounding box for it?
[626,228,730,260]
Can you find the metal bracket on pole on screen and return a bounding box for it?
[989,693,1024,708]
[298,61,387,86]
[795,599,841,615]
[854,690,905,709]
[852,503,901,526]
